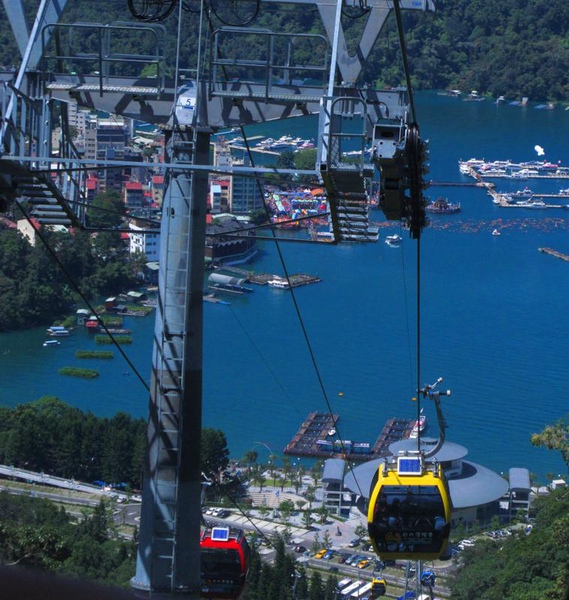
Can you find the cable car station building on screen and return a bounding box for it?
[341,437,515,526]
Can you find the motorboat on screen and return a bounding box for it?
[267,279,290,289]
[385,234,402,247]
[327,428,336,437]
[425,198,461,214]
[409,412,427,439]
[43,340,60,347]
[515,199,547,208]
[492,229,501,236]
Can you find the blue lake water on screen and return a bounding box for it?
[1,91,568,482]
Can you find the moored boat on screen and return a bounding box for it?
[385,234,402,247]
[43,340,60,347]
[47,326,70,336]
[267,279,290,289]
[425,198,461,214]
[409,412,427,439]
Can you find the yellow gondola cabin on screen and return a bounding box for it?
[367,452,451,560]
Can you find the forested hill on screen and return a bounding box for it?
[0,0,568,101]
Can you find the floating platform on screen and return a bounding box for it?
[213,266,320,288]
[284,412,414,462]
[249,273,321,287]
[538,247,569,262]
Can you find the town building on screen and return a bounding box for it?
[150,175,165,206]
[205,214,256,264]
[129,216,161,262]
[321,458,354,517]
[230,157,264,213]
[124,181,145,210]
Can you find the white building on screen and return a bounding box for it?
[129,218,160,262]
[321,458,355,517]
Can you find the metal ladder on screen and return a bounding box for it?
[148,127,195,588]
[319,95,378,242]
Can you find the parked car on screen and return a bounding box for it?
[323,550,335,560]
[315,549,328,559]
[349,538,360,547]
[357,559,370,569]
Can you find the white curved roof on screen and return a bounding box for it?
[343,453,509,509]
[388,437,469,462]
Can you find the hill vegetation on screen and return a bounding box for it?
[1,0,569,101]
[0,214,144,332]
[449,488,569,599]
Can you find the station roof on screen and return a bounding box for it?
[343,453,509,509]
[322,458,345,482]
[509,467,530,491]
[388,437,468,462]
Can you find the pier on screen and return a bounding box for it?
[215,266,321,288]
[538,247,569,262]
[249,273,321,288]
[486,187,567,208]
[284,412,413,462]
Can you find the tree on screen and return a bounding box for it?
[314,505,329,524]
[311,461,323,487]
[308,571,324,600]
[87,190,125,229]
[201,428,230,480]
[531,418,569,468]
[302,509,312,530]
[293,148,318,184]
[354,524,368,541]
[304,485,316,509]
[243,450,258,471]
[278,499,295,523]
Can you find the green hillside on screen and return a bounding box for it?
[1,0,569,101]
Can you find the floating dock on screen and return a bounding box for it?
[214,266,321,288]
[249,273,321,288]
[284,412,413,461]
[538,247,569,262]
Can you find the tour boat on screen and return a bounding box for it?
[385,234,402,247]
[409,413,427,439]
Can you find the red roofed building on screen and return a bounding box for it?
[123,181,145,209]
[151,175,165,206]
[86,176,99,203]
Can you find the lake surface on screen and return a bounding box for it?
[1,91,568,482]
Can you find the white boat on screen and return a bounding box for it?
[327,428,336,437]
[409,412,427,439]
[47,326,70,336]
[492,229,501,236]
[267,279,290,289]
[43,340,60,347]
[385,234,402,247]
[516,199,547,208]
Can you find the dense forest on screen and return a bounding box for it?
[0,493,137,588]
[0,397,232,490]
[1,0,569,101]
[0,192,148,331]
